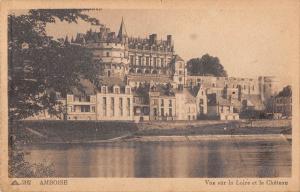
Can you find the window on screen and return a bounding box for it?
[153,57,157,67]
[106,52,110,57]
[126,87,131,94]
[153,108,157,116]
[161,108,164,116]
[138,56,142,66]
[146,57,150,66]
[127,98,131,116]
[169,100,172,107]
[130,55,134,65]
[103,97,107,116]
[169,108,172,116]
[111,98,115,116]
[92,106,96,112]
[85,96,90,102]
[200,99,204,104]
[114,87,120,94]
[200,106,204,114]
[102,86,107,93]
[153,99,158,105]
[81,105,90,112]
[161,58,164,66]
[119,98,123,116]
[161,99,164,107]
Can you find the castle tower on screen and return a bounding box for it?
[172,55,187,87]
[81,18,130,79]
[258,76,279,103]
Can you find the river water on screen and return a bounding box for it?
[23,137,291,177]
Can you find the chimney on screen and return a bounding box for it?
[167,35,172,45]
[149,34,157,44]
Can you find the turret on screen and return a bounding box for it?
[117,17,128,43]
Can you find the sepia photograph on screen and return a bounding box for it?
[1,0,299,191]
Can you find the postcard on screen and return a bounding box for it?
[0,0,299,191]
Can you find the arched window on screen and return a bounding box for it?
[129,68,135,73]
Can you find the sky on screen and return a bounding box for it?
[40,6,298,87]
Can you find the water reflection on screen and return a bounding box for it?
[23,139,291,178]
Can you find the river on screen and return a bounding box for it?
[23,136,291,177]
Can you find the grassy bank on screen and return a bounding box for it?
[9,119,292,144]
[10,120,138,144]
[134,119,292,136]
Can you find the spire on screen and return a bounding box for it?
[117,17,127,39]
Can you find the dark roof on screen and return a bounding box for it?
[207,93,232,106]
[150,84,175,97]
[70,78,96,96]
[99,77,126,87]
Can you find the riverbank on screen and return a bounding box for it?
[9,119,292,144]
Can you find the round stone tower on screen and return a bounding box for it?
[78,17,129,79]
[258,76,279,103]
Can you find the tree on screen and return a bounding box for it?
[8,9,100,121]
[277,85,292,97]
[187,54,228,77]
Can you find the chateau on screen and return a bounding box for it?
[29,18,281,121]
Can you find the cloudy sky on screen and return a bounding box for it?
[42,3,298,87]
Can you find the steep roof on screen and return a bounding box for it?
[117,17,127,39]
[174,54,184,62]
[207,93,232,106]
[183,89,196,104]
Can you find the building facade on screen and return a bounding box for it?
[96,85,134,121]
[49,18,283,122]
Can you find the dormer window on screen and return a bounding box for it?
[114,87,120,94]
[101,86,107,94]
[113,86,120,94]
[125,86,131,94]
